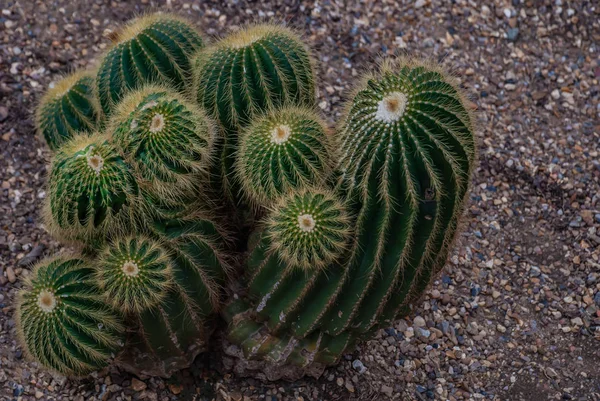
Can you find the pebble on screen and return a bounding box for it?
[352,359,367,374]
[413,316,426,327]
[506,28,519,41]
[131,378,147,391]
[6,267,16,283]
[380,384,393,397]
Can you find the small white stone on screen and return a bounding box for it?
[413,316,426,327]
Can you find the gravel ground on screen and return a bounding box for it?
[1,0,599,400]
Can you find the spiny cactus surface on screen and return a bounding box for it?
[117,215,230,376]
[45,134,139,243]
[193,24,316,198]
[245,189,351,334]
[96,236,173,314]
[97,14,203,115]
[326,58,476,336]
[225,59,476,375]
[110,86,214,201]
[236,107,332,206]
[16,256,124,376]
[194,25,315,132]
[36,71,102,151]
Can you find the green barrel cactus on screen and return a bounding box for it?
[109,86,215,202]
[327,58,476,335]
[225,58,476,375]
[236,107,332,207]
[16,256,124,377]
[97,14,203,116]
[36,71,102,151]
[96,236,173,314]
[116,215,231,377]
[44,134,139,243]
[193,24,316,197]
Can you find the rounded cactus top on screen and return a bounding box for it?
[45,134,139,242]
[96,236,173,314]
[97,14,203,115]
[337,58,476,201]
[193,24,315,131]
[265,189,351,270]
[109,86,215,198]
[236,107,332,206]
[36,70,102,151]
[16,256,124,376]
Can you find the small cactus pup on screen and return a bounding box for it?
[97,14,203,116]
[116,215,231,377]
[109,86,215,205]
[36,70,102,151]
[245,188,351,332]
[327,57,477,335]
[44,134,139,245]
[236,107,332,207]
[16,256,124,377]
[193,24,316,197]
[95,236,173,315]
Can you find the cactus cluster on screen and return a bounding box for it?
[21,13,476,380]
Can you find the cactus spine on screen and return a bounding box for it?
[36,71,102,151]
[16,256,124,376]
[193,24,316,196]
[236,107,332,207]
[44,134,139,243]
[109,86,215,202]
[97,14,203,116]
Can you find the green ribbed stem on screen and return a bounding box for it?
[46,135,139,243]
[224,299,355,368]
[236,107,331,206]
[110,86,214,205]
[225,59,476,369]
[96,237,173,314]
[97,15,203,116]
[16,256,124,376]
[324,60,476,334]
[193,24,315,198]
[126,216,229,362]
[36,71,102,151]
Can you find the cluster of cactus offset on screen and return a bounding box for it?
[19,12,476,379]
